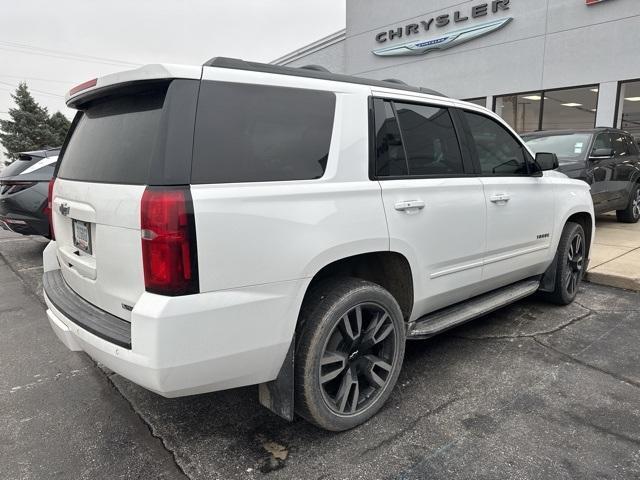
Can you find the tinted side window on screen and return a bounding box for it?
[394,102,464,175]
[626,135,639,155]
[464,111,528,175]
[374,99,407,177]
[592,133,612,152]
[611,133,629,157]
[192,82,335,184]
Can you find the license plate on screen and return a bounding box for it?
[72,220,92,254]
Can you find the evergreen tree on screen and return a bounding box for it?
[47,111,71,147]
[0,83,67,161]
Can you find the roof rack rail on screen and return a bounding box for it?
[202,57,447,98]
[419,87,446,96]
[300,64,330,73]
[382,78,408,85]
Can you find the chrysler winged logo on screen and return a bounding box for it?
[373,17,512,57]
[59,203,70,216]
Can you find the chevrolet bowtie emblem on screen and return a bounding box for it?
[373,17,512,57]
[59,203,70,216]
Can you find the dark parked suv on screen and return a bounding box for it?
[0,148,59,236]
[523,128,640,223]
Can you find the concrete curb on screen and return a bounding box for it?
[586,270,640,292]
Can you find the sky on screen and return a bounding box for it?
[0,0,346,164]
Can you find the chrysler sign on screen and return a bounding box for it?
[373,0,512,57]
[373,18,512,57]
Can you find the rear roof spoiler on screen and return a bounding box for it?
[65,64,202,108]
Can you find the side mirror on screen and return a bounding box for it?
[535,152,559,171]
[590,148,614,159]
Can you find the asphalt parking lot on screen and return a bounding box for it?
[1,229,639,480]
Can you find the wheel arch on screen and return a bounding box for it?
[566,211,594,259]
[258,250,414,421]
[299,251,415,323]
[540,210,594,293]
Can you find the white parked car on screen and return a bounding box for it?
[44,58,594,431]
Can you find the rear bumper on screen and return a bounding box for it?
[44,267,306,397]
[44,270,131,348]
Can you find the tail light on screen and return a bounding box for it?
[140,186,199,296]
[45,178,56,240]
[0,180,37,195]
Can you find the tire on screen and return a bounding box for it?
[294,277,406,431]
[545,222,586,305]
[616,183,640,223]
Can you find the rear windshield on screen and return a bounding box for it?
[57,86,167,184]
[191,82,335,184]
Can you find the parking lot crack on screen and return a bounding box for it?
[527,310,593,337]
[96,363,191,479]
[359,397,458,457]
[452,311,593,341]
[575,299,640,314]
[532,338,640,389]
[564,412,640,446]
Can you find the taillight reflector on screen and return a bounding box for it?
[45,178,55,240]
[69,78,97,96]
[140,187,199,296]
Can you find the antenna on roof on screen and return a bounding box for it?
[382,78,408,85]
[300,64,330,73]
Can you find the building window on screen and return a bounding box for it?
[494,86,598,133]
[494,92,542,133]
[541,86,598,131]
[616,80,640,136]
[463,97,487,108]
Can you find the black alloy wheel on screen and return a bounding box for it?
[564,231,584,297]
[617,184,640,223]
[544,221,586,305]
[295,278,405,431]
[319,302,397,415]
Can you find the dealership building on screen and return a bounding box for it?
[273,0,640,136]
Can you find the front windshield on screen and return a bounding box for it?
[524,133,591,163]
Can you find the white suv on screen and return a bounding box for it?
[44,58,594,431]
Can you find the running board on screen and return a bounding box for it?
[407,278,540,339]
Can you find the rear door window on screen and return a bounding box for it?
[463,111,529,175]
[394,102,464,176]
[191,82,335,184]
[611,133,629,157]
[57,86,167,184]
[626,135,639,155]
[373,98,464,177]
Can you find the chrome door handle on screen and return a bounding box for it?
[489,193,511,203]
[394,200,425,212]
